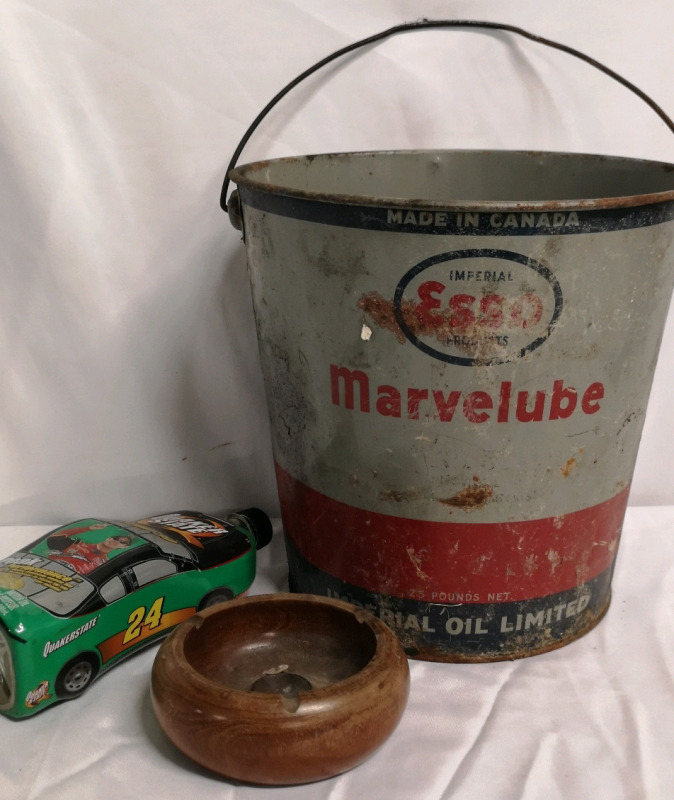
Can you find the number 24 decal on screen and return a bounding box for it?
[122,597,165,645]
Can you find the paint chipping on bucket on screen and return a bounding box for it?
[357,292,408,344]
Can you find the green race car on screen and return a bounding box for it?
[0,508,272,719]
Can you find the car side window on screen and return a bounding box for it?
[100,575,126,604]
[131,559,177,587]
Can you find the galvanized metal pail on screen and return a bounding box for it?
[223,22,674,660]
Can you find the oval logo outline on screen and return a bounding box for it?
[393,248,563,366]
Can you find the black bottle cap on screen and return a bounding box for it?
[229,508,273,550]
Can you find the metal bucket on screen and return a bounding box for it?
[223,23,674,661]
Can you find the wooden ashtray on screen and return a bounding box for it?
[151,593,410,785]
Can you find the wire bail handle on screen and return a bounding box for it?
[221,19,674,214]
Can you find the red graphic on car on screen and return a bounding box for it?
[44,523,135,576]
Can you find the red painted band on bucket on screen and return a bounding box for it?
[276,464,629,604]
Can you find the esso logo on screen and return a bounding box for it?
[393,249,563,366]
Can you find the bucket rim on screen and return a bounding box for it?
[228,148,674,213]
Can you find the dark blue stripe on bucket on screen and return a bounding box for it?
[239,186,674,235]
[285,536,614,661]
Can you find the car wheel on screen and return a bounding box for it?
[198,587,235,610]
[55,654,99,698]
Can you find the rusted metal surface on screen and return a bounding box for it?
[232,149,674,661]
[439,483,494,511]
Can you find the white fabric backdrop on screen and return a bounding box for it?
[1,507,674,799]
[2,0,674,526]
[2,3,674,798]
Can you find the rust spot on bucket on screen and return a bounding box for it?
[439,483,493,511]
[560,449,583,477]
[357,291,511,363]
[560,457,577,477]
[379,488,420,503]
[357,292,409,343]
[358,290,467,346]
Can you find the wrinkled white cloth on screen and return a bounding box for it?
[0,507,673,800]
[2,3,674,798]
[1,1,674,525]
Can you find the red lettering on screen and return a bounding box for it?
[478,295,505,329]
[376,385,401,418]
[549,380,578,420]
[329,365,605,425]
[330,365,370,412]
[509,292,543,329]
[463,391,493,423]
[412,289,545,335]
[416,281,445,327]
[498,382,511,423]
[515,390,546,422]
[449,294,476,330]
[432,390,462,422]
[582,382,604,414]
[408,388,429,420]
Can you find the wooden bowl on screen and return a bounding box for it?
[151,593,410,785]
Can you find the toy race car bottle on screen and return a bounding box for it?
[0,507,273,718]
